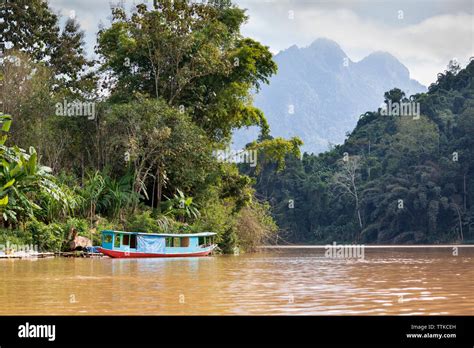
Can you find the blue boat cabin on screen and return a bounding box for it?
[101,230,216,255]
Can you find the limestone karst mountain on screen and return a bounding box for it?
[233,38,426,153]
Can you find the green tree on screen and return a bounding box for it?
[0,0,60,63]
[102,98,213,208]
[96,1,277,141]
[1,0,92,86]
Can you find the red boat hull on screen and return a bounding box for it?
[98,247,213,258]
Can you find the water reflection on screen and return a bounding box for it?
[0,247,473,315]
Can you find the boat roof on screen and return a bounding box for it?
[101,230,216,237]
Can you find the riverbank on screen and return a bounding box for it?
[2,244,473,259]
[0,250,104,259]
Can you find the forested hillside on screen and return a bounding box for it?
[244,60,474,244]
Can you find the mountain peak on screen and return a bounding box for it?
[356,51,410,80]
[309,38,342,50]
[307,38,346,58]
[360,51,401,64]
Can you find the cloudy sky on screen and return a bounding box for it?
[49,0,473,86]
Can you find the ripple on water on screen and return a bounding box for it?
[0,247,473,315]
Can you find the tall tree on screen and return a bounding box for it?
[96,0,277,141]
[51,17,94,91]
[1,0,93,91]
[331,155,364,233]
[0,0,60,63]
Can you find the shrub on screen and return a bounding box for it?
[172,221,196,234]
[95,216,121,233]
[235,201,277,252]
[0,228,33,249]
[192,197,235,245]
[125,210,173,233]
[25,220,64,252]
[64,218,89,236]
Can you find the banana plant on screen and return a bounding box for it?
[101,172,141,220]
[0,114,16,217]
[0,114,70,224]
[80,170,106,225]
[162,189,200,223]
[0,114,12,209]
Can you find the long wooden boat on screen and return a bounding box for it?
[98,230,217,258]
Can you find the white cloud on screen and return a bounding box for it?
[47,0,473,86]
[238,2,473,85]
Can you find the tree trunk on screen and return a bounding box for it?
[356,208,362,229]
[81,153,85,186]
[151,175,156,209]
[156,167,162,210]
[463,172,467,211]
[353,180,363,229]
[456,206,463,241]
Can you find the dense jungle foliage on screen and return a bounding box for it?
[243,60,474,244]
[0,0,299,252]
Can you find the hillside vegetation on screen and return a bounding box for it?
[244,60,474,244]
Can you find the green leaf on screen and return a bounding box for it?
[1,120,12,132]
[0,195,9,206]
[2,179,15,190]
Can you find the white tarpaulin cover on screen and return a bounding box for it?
[137,235,165,253]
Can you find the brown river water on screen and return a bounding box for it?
[0,246,473,315]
